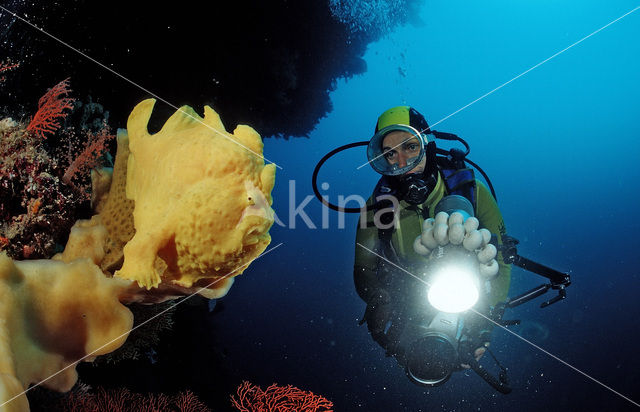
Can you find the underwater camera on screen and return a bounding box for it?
[397,310,466,387]
[392,195,570,393]
[393,196,505,389]
[394,244,510,391]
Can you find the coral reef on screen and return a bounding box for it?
[0,1,390,137]
[59,386,210,412]
[0,79,114,260]
[328,0,424,35]
[1,57,277,410]
[0,91,277,411]
[230,381,334,412]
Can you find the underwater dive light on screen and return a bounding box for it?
[428,264,479,313]
[423,195,482,313]
[425,245,481,313]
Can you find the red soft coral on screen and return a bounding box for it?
[0,78,105,259]
[0,60,20,82]
[230,381,334,412]
[61,387,210,412]
[62,123,115,192]
[26,78,75,139]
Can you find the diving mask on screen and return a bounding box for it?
[367,124,427,176]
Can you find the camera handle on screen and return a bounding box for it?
[495,235,571,310]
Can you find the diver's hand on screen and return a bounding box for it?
[460,343,489,369]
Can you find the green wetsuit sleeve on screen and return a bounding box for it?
[475,180,511,305]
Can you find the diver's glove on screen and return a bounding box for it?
[414,213,500,279]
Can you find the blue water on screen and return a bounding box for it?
[216,1,640,410]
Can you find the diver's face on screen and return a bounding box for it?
[382,131,426,174]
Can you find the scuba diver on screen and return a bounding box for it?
[312,105,572,393]
[354,106,511,386]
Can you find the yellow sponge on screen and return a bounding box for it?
[115,99,276,291]
[0,252,133,410]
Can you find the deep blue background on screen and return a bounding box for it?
[8,0,640,411]
[217,1,640,411]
